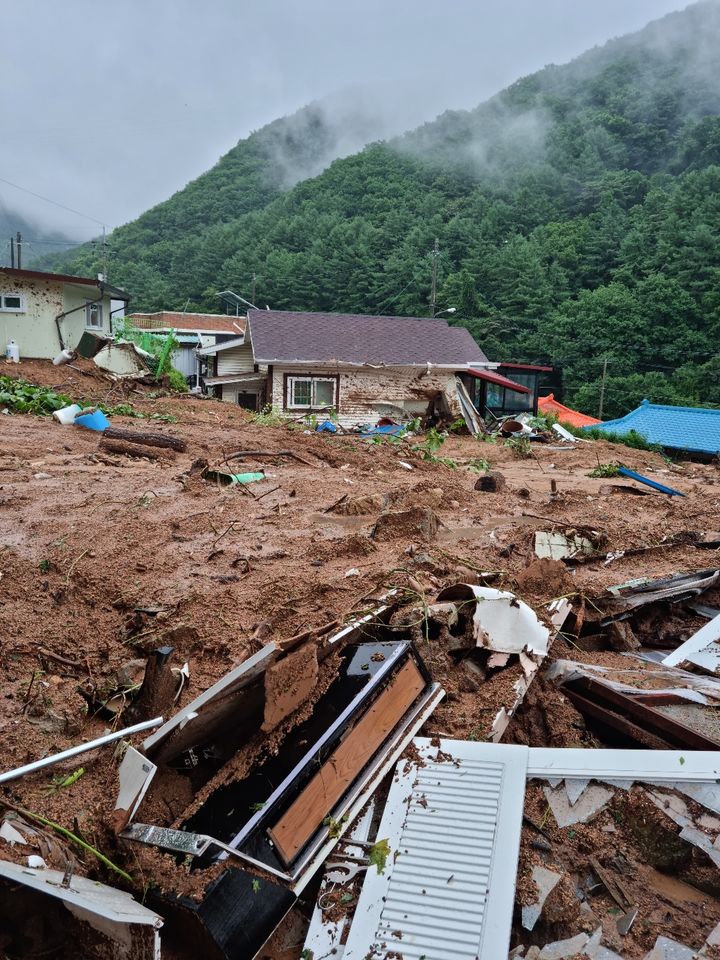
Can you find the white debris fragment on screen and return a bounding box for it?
[538,932,589,958]
[27,855,47,868]
[521,866,562,931]
[564,778,590,806]
[543,783,614,828]
[0,820,27,846]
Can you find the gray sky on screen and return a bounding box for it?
[0,0,688,242]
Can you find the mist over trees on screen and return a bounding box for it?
[46,2,720,418]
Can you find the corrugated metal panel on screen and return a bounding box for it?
[217,342,254,376]
[343,738,528,960]
[172,346,196,377]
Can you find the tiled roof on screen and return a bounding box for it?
[590,399,720,454]
[539,393,601,428]
[247,310,488,366]
[128,312,245,335]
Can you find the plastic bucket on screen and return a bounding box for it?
[53,403,83,425]
[75,410,110,431]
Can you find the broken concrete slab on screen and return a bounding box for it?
[522,865,563,931]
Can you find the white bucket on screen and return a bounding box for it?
[53,349,73,366]
[5,340,19,363]
[53,403,82,425]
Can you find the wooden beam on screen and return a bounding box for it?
[103,427,186,452]
[268,658,425,864]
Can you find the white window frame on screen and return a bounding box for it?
[287,375,337,410]
[0,293,26,313]
[85,300,104,329]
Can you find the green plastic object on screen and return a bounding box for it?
[230,472,265,484]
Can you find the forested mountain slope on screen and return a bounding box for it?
[52,2,720,416]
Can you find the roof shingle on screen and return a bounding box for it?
[247,310,488,366]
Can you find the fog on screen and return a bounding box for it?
[0,0,690,246]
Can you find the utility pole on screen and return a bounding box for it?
[429,237,439,317]
[15,232,22,269]
[598,357,608,420]
[101,225,108,280]
[251,273,257,305]
[10,236,14,268]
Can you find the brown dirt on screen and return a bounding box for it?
[2,360,720,958]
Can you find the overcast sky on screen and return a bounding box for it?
[0,0,689,243]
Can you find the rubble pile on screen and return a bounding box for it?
[2,362,720,959]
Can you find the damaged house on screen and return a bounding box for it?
[0,267,129,359]
[197,309,526,425]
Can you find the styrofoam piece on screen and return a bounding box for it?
[543,784,613,827]
[564,778,590,806]
[343,738,529,960]
[115,747,156,823]
[521,866,562,930]
[662,615,720,670]
[0,860,162,958]
[528,748,720,783]
[26,855,46,869]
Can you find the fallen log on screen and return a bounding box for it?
[99,438,176,461]
[103,427,186,452]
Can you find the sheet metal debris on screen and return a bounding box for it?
[0,860,162,960]
[343,738,529,960]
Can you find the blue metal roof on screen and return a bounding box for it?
[589,399,720,454]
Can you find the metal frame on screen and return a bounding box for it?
[527,747,720,783]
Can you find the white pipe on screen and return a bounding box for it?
[0,717,163,785]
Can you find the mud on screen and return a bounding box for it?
[2,360,720,959]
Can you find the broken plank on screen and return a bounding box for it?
[268,658,425,864]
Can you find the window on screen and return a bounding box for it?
[85,300,103,329]
[287,375,337,409]
[0,294,25,312]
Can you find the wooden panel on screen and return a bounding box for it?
[268,659,425,864]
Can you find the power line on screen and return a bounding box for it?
[0,176,107,227]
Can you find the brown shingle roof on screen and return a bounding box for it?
[128,312,245,335]
[247,310,489,366]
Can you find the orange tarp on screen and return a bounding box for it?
[538,393,601,428]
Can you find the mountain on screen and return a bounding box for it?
[0,209,76,267]
[48,2,720,417]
